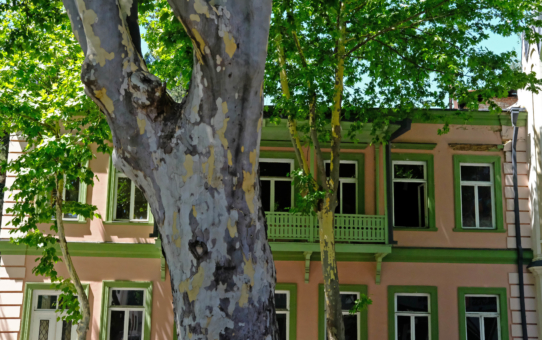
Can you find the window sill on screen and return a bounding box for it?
[452,228,506,233]
[63,220,89,224]
[394,227,438,232]
[103,221,154,226]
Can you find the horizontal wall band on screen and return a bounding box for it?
[391,143,437,150]
[0,241,532,264]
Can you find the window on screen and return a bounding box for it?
[459,164,495,229]
[21,283,90,340]
[100,282,153,340]
[275,283,297,340]
[394,294,431,340]
[458,288,509,340]
[392,161,427,228]
[453,155,504,232]
[388,286,438,340]
[319,284,368,340]
[52,178,81,221]
[391,154,435,230]
[107,160,153,223]
[260,159,293,212]
[325,161,357,214]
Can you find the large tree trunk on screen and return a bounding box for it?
[62,0,278,338]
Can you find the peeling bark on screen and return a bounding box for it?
[62,0,277,338]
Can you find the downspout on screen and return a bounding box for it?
[386,119,412,245]
[511,107,529,340]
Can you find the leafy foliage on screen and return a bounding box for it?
[0,2,111,323]
[348,294,373,315]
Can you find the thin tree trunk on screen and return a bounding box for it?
[62,0,278,338]
[54,178,91,340]
[0,132,9,229]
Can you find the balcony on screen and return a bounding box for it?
[266,212,388,244]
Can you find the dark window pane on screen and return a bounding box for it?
[461,166,491,182]
[466,317,481,340]
[133,186,148,220]
[343,315,358,340]
[465,296,498,313]
[128,310,143,340]
[461,186,476,227]
[116,177,131,220]
[62,320,72,340]
[111,290,144,306]
[483,317,499,340]
[64,179,80,219]
[478,186,493,228]
[274,181,292,212]
[260,162,291,177]
[397,295,429,312]
[109,310,125,340]
[397,315,411,340]
[394,164,424,179]
[342,183,356,214]
[335,184,341,214]
[38,320,50,340]
[340,163,356,178]
[325,162,331,178]
[37,295,57,310]
[261,180,271,211]
[341,294,358,311]
[276,313,287,340]
[275,293,287,310]
[414,316,429,340]
[393,183,427,227]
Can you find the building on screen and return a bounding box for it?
[0,107,540,340]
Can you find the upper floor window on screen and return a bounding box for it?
[394,294,431,340]
[325,161,357,214]
[463,295,501,340]
[260,159,293,212]
[113,169,150,222]
[459,164,495,229]
[275,290,290,340]
[51,176,86,222]
[392,161,427,228]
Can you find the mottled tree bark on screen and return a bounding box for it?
[62,0,278,338]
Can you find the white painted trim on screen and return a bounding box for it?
[459,163,496,229]
[323,160,358,214]
[260,158,294,212]
[275,290,290,340]
[107,288,146,340]
[394,293,431,340]
[113,171,150,222]
[391,161,428,227]
[463,294,501,340]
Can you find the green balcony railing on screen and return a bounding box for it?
[266,212,387,243]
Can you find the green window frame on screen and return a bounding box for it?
[387,286,439,340]
[276,283,297,340]
[452,155,504,232]
[106,158,154,225]
[457,287,509,340]
[99,281,153,340]
[321,153,365,215]
[318,284,368,340]
[259,151,298,212]
[391,153,436,231]
[20,282,90,340]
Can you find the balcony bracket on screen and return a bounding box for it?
[375,253,388,285]
[303,251,313,283]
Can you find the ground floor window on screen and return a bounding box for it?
[388,286,438,340]
[100,281,153,340]
[29,291,75,340]
[275,283,297,340]
[458,288,509,340]
[319,284,368,340]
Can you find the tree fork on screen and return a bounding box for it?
[63,0,278,338]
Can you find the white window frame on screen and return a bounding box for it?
[464,294,501,340]
[459,163,496,229]
[324,160,358,214]
[391,160,428,227]
[50,175,87,222]
[275,290,290,340]
[394,293,431,340]
[260,158,294,212]
[29,290,77,340]
[113,170,151,222]
[106,288,147,340]
[325,291,361,340]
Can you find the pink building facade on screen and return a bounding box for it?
[0,108,540,339]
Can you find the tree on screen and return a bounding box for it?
[264,1,542,339]
[59,0,279,338]
[0,4,110,339]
